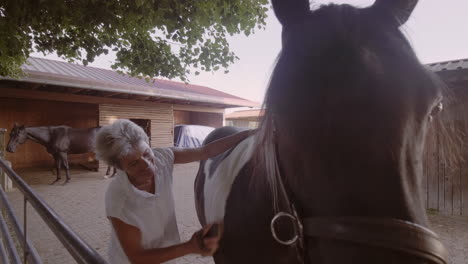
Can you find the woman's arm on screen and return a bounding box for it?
[172,129,253,164]
[110,217,219,264]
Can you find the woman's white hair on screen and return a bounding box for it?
[95,119,149,168]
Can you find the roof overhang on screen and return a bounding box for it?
[225,109,265,121]
[0,70,260,109]
[426,59,468,87]
[432,69,468,85]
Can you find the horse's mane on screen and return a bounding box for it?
[252,108,283,211]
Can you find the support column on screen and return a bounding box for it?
[0,129,13,192]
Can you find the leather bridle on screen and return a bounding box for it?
[268,130,448,264]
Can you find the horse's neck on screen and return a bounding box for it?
[274,139,428,227]
[26,127,51,146]
[301,168,426,224]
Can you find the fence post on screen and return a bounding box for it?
[0,128,13,192]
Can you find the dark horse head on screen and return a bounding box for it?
[7,123,27,153]
[254,0,447,262]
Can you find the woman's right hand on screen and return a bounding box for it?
[187,224,221,257]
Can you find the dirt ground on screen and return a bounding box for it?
[427,212,468,264]
[3,163,467,264]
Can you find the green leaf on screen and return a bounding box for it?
[135,0,145,8]
[0,0,269,79]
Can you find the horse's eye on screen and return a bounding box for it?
[429,101,443,122]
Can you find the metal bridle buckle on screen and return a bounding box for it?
[271,212,300,246]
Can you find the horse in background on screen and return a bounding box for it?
[6,123,115,184]
[195,0,452,263]
[105,165,117,178]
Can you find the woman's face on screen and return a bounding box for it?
[120,141,156,190]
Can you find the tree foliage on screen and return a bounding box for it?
[0,0,269,80]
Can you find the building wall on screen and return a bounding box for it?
[189,112,223,128]
[225,119,260,129]
[99,104,174,147]
[422,90,468,216]
[0,98,98,169]
[174,110,223,128]
[0,86,228,171]
[174,110,191,125]
[174,110,224,127]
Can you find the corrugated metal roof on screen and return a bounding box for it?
[426,58,468,72]
[3,57,259,108]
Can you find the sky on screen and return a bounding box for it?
[32,0,468,105]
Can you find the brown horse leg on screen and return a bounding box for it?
[61,153,71,185]
[50,154,62,185]
[109,167,117,178]
[105,166,117,178]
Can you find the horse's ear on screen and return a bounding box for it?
[371,0,419,25]
[272,0,310,27]
[14,122,18,127]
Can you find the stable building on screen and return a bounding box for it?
[425,58,468,216]
[225,109,264,129]
[0,57,258,170]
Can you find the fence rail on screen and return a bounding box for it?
[0,157,107,264]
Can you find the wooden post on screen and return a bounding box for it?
[0,128,13,192]
[0,128,5,159]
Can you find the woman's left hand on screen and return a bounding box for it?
[188,223,222,257]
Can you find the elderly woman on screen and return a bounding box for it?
[95,119,251,264]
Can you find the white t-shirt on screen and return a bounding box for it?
[105,148,181,264]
